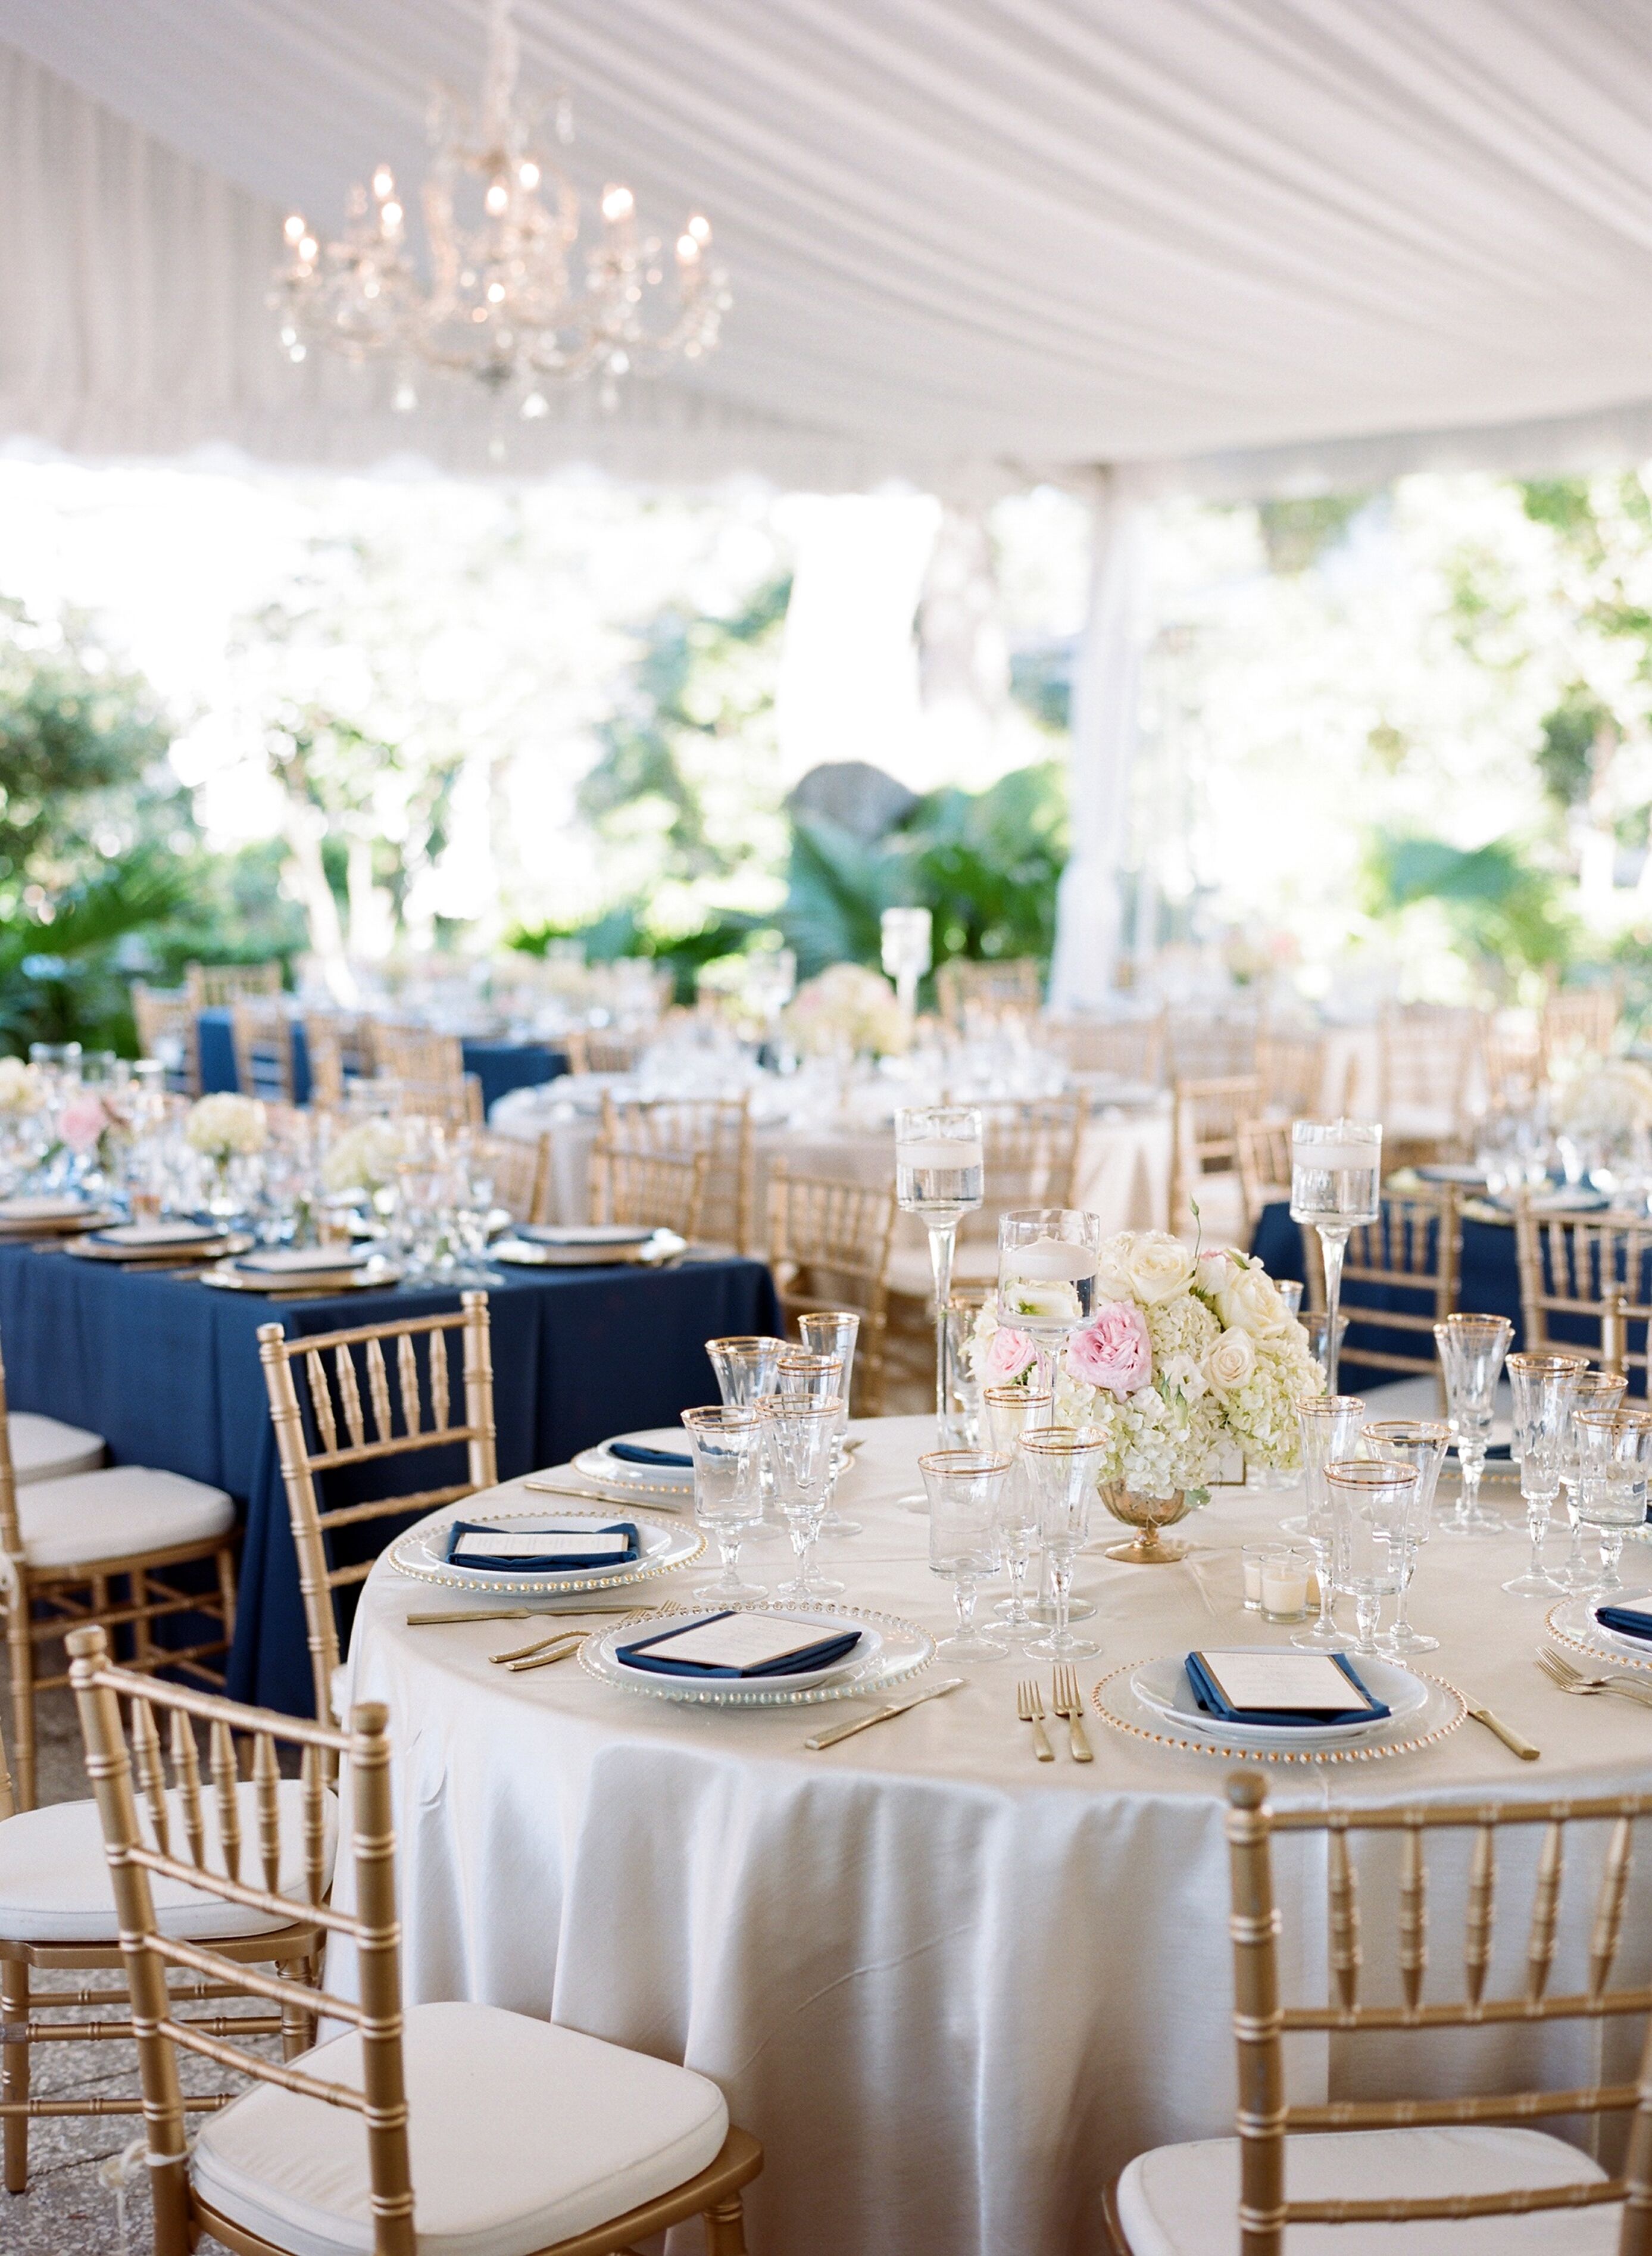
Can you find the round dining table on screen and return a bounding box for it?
[339,1416,1652,2256]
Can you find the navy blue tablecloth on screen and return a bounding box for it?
[0,1243,777,1715]
[196,1011,567,1113]
[1250,1201,1525,1387]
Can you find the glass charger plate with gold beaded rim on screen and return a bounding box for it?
[1545,1592,1652,1673]
[579,1599,935,1709]
[388,1503,704,1599]
[1090,1660,1467,1765]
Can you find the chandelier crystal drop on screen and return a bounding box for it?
[271,0,729,416]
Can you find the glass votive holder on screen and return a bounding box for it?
[1258,1543,1315,1623]
[1241,1543,1271,1611]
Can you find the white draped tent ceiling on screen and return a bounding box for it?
[5,0,1652,490]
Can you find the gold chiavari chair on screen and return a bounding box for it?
[186,962,283,1009]
[1042,1013,1166,1085]
[382,1072,486,1129]
[1106,1771,1652,2254]
[1302,1184,1460,1393]
[1514,1200,1652,1391]
[1165,1008,1263,1082]
[1256,1028,1328,1119]
[1482,1010,1544,1109]
[1543,975,1623,1075]
[601,1093,754,1252]
[1171,1075,1260,1238]
[1235,1117,1294,1230]
[767,1163,897,1415]
[0,1328,236,1812]
[935,956,1043,1027]
[66,1624,761,2256]
[479,1129,552,1226]
[1378,1001,1478,1162]
[131,982,201,1095]
[304,1012,376,1112]
[256,1294,496,1723]
[588,1141,709,1240]
[956,1095,1084,1258]
[371,1022,467,1090]
[0,1658,333,2192]
[230,997,297,1104]
[563,1028,645,1075]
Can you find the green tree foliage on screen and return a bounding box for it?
[1363,832,1574,991]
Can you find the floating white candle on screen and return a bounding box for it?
[1008,1235,1097,1281]
[895,1138,984,1169]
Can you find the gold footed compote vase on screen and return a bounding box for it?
[1099,1481,1193,1565]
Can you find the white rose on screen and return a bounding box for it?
[1217,1263,1292,1340]
[1205,1327,1257,1394]
[1123,1233,1196,1306]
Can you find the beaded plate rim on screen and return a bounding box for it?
[1545,1594,1652,1673]
[579,1597,935,1708]
[1089,1660,1467,1765]
[388,1503,705,1596]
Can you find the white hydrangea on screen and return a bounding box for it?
[185,1093,267,1159]
[321,1118,406,1194]
[0,1057,40,1113]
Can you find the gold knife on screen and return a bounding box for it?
[406,1603,658,1626]
[804,1678,965,1751]
[1466,1700,1539,1761]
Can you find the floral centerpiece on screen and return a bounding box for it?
[186,1093,268,1218]
[0,1058,40,1113]
[975,1233,1322,1526]
[782,963,910,1060]
[321,1118,406,1212]
[1553,1058,1652,1138]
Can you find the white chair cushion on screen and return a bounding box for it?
[18,1464,233,1570]
[192,1999,730,2256]
[10,1410,105,1486]
[0,1780,336,1943]
[1116,2126,1618,2253]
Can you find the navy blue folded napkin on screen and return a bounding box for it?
[616,1610,862,1679]
[1185,1650,1390,1728]
[443,1519,640,1574]
[1594,1603,1652,1644]
[607,1440,693,1469]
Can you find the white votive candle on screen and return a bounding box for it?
[1011,1235,1097,1281]
[1242,1552,1264,1605]
[1261,1559,1310,1616]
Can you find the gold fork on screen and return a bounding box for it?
[1537,1648,1652,1709]
[1051,1664,1094,1762]
[490,1605,664,1664]
[1017,1678,1054,1762]
[505,1598,694,1673]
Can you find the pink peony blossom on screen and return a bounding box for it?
[984,1325,1036,1383]
[59,1094,108,1157]
[1066,1300,1153,1397]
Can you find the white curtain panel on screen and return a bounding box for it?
[5,2,1652,487]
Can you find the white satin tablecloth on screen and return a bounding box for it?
[340,1417,1652,2255]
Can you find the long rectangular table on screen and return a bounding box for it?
[196,1010,569,1114]
[0,1243,777,1714]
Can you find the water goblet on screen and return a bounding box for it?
[1504,1352,1587,1596]
[1290,1119,1381,1394]
[881,906,933,1022]
[1020,1424,1107,1661]
[798,1310,863,1534]
[705,1335,784,1406]
[1291,1394,1364,1652]
[1325,1458,1418,1658]
[681,1406,766,1603]
[982,1383,1052,1637]
[895,1106,984,1439]
[1362,1418,1450,1654]
[1557,1370,1628,1592]
[764,1396,843,1603]
[1433,1314,1514,1536]
[996,1208,1103,1400]
[1575,1406,1652,1592]
[776,1349,848,1589]
[920,1448,1011,1659]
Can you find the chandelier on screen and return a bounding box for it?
[271,0,729,418]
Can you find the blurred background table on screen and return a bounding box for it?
[195,1008,570,1113]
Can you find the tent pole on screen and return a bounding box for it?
[1048,467,1150,1012]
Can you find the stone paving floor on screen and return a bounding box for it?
[5,1686,265,2256]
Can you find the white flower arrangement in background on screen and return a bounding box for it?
[321,1118,406,1197]
[185,1092,268,1162]
[782,963,910,1059]
[0,1058,40,1113]
[975,1232,1322,1500]
[1553,1057,1652,1138]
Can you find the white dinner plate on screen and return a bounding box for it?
[92,1220,225,1248]
[580,1600,934,1708]
[1545,1590,1652,1670]
[0,1195,91,1222]
[608,1608,882,1695]
[493,1231,686,1269]
[236,1244,373,1275]
[388,1502,703,1596]
[1128,1653,1427,1750]
[573,1429,696,1493]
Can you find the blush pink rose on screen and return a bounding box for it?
[59,1094,108,1156]
[1066,1300,1153,1397]
[984,1325,1036,1383]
